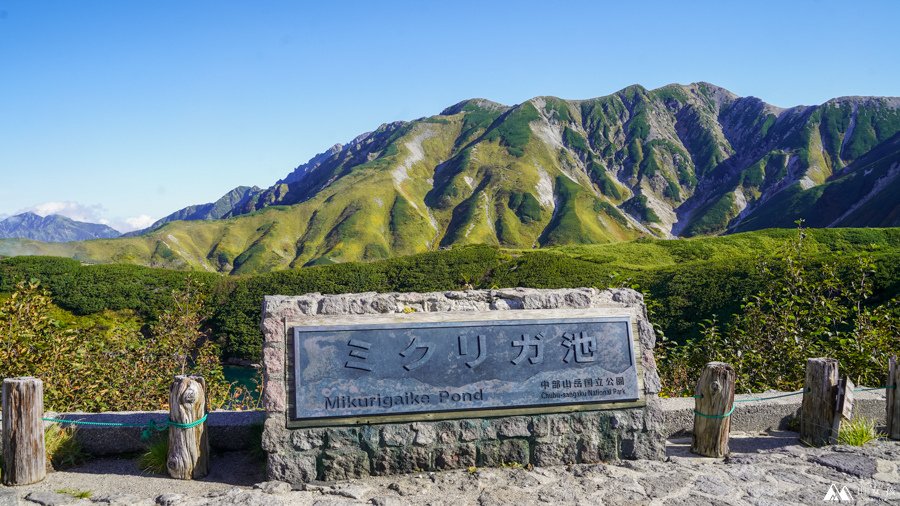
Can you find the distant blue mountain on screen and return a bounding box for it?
[0,212,120,242]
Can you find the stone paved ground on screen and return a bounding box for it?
[4,433,899,505]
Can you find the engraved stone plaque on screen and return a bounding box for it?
[291,315,641,423]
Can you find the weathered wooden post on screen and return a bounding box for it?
[691,362,735,457]
[800,358,839,447]
[888,356,899,440]
[2,377,47,486]
[167,375,209,480]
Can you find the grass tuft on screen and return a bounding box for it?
[45,424,86,469]
[56,489,92,499]
[139,437,169,474]
[838,417,885,447]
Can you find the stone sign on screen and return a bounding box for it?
[260,288,665,484]
[292,315,641,424]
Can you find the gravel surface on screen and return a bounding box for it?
[2,432,898,505]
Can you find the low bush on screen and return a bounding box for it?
[0,281,229,412]
[658,223,900,396]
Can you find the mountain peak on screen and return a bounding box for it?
[441,98,509,116]
[823,95,900,108]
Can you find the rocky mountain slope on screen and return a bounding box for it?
[0,213,120,242]
[2,83,898,273]
[123,186,263,236]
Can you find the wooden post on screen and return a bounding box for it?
[167,375,209,480]
[691,361,735,458]
[888,356,899,440]
[800,358,839,447]
[2,377,46,486]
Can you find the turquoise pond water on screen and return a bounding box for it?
[223,365,260,401]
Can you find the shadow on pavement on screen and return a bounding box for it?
[52,451,265,486]
[666,431,801,459]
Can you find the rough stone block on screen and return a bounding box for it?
[533,437,577,467]
[262,346,284,376]
[321,449,371,481]
[380,424,414,447]
[531,415,570,438]
[325,428,359,450]
[372,446,433,475]
[291,429,325,451]
[436,421,460,444]
[267,451,317,485]
[262,381,286,413]
[620,430,666,460]
[412,422,437,446]
[577,431,618,463]
[434,443,477,470]
[459,420,479,442]
[570,412,602,434]
[495,416,531,438]
[478,439,530,467]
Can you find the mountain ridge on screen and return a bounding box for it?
[0,213,121,242]
[2,82,898,273]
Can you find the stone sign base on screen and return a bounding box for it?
[260,288,665,484]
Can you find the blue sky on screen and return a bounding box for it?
[1,0,897,230]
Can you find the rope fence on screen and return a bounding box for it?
[689,357,899,458]
[41,413,208,441]
[692,385,894,418]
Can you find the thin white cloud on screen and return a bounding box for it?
[124,215,156,231]
[23,201,107,224]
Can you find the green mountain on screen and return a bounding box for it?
[0,213,120,242]
[2,83,898,273]
[123,185,263,236]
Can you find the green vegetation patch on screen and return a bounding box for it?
[507,191,543,224]
[457,103,503,147]
[562,127,589,155]
[844,105,900,160]
[624,194,660,223]
[4,228,898,370]
[684,192,737,236]
[484,102,541,157]
[543,97,572,123]
[588,159,622,200]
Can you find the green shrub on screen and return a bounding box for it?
[659,223,900,395]
[0,280,229,412]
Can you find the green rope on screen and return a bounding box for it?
[691,384,894,406]
[42,413,208,441]
[694,404,736,419]
[168,414,208,429]
[735,389,807,403]
[41,417,148,428]
[853,385,895,392]
[693,388,808,402]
